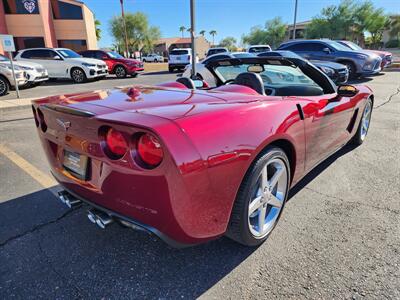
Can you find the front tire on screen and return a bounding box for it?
[226,147,290,246]
[71,68,87,84]
[342,61,357,80]
[0,76,10,96]
[351,98,373,145]
[114,65,127,78]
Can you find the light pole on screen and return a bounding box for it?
[190,0,196,78]
[120,0,129,57]
[292,0,298,40]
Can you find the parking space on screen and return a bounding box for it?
[0,71,399,299]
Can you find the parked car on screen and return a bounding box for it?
[0,54,48,87]
[277,39,382,79]
[206,47,229,57]
[141,53,164,63]
[15,48,108,83]
[0,64,28,96]
[247,45,272,53]
[168,48,198,72]
[336,40,393,69]
[183,52,255,86]
[32,56,373,247]
[258,51,349,84]
[79,50,143,78]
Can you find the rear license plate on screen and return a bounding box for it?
[176,57,181,60]
[63,150,88,180]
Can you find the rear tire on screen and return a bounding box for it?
[226,147,290,246]
[71,68,87,83]
[351,98,373,145]
[0,76,10,96]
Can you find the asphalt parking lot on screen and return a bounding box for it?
[0,71,399,299]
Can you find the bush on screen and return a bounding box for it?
[385,40,400,48]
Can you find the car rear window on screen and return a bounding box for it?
[249,47,271,53]
[170,50,189,55]
[208,49,227,56]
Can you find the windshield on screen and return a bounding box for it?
[58,49,81,58]
[341,41,362,50]
[107,51,124,59]
[0,54,9,62]
[325,41,353,51]
[215,63,318,87]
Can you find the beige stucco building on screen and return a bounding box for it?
[0,0,97,54]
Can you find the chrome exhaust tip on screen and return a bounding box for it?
[87,209,113,229]
[87,210,97,224]
[58,191,82,209]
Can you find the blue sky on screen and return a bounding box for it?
[85,0,400,48]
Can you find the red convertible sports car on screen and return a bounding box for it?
[32,57,373,247]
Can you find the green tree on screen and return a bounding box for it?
[219,37,237,51]
[179,26,186,38]
[390,15,400,41]
[209,30,217,45]
[109,12,161,54]
[94,19,101,41]
[242,17,287,48]
[199,30,206,36]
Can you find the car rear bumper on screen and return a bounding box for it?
[169,63,190,69]
[56,186,192,248]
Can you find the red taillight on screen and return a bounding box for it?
[105,128,128,158]
[137,133,163,168]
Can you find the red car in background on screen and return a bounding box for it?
[337,40,393,69]
[32,56,373,247]
[79,50,144,78]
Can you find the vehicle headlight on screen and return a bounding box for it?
[319,66,335,76]
[363,61,374,71]
[82,62,96,68]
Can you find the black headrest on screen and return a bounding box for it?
[176,77,196,89]
[234,72,265,95]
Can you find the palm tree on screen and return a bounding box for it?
[390,15,400,41]
[199,30,206,37]
[95,19,101,41]
[179,26,186,38]
[209,30,217,45]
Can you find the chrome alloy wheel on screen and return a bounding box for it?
[72,69,85,83]
[360,100,372,141]
[248,158,288,238]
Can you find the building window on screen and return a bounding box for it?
[14,37,45,51]
[51,0,83,20]
[2,0,40,14]
[58,40,87,52]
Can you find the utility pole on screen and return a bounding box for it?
[292,0,298,39]
[120,0,129,57]
[190,0,196,78]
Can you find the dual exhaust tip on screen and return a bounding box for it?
[58,191,114,229]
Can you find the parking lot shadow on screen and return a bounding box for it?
[0,189,255,299]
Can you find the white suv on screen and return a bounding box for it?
[15,48,108,83]
[0,54,48,87]
[142,53,163,63]
[168,48,198,72]
[0,64,28,96]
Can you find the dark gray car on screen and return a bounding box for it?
[277,40,382,78]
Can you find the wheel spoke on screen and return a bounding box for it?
[268,166,283,190]
[260,166,268,190]
[249,196,263,215]
[258,206,267,234]
[267,195,282,208]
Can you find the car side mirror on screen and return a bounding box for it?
[102,55,108,60]
[322,48,331,54]
[53,55,62,60]
[337,85,359,97]
[193,79,205,89]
